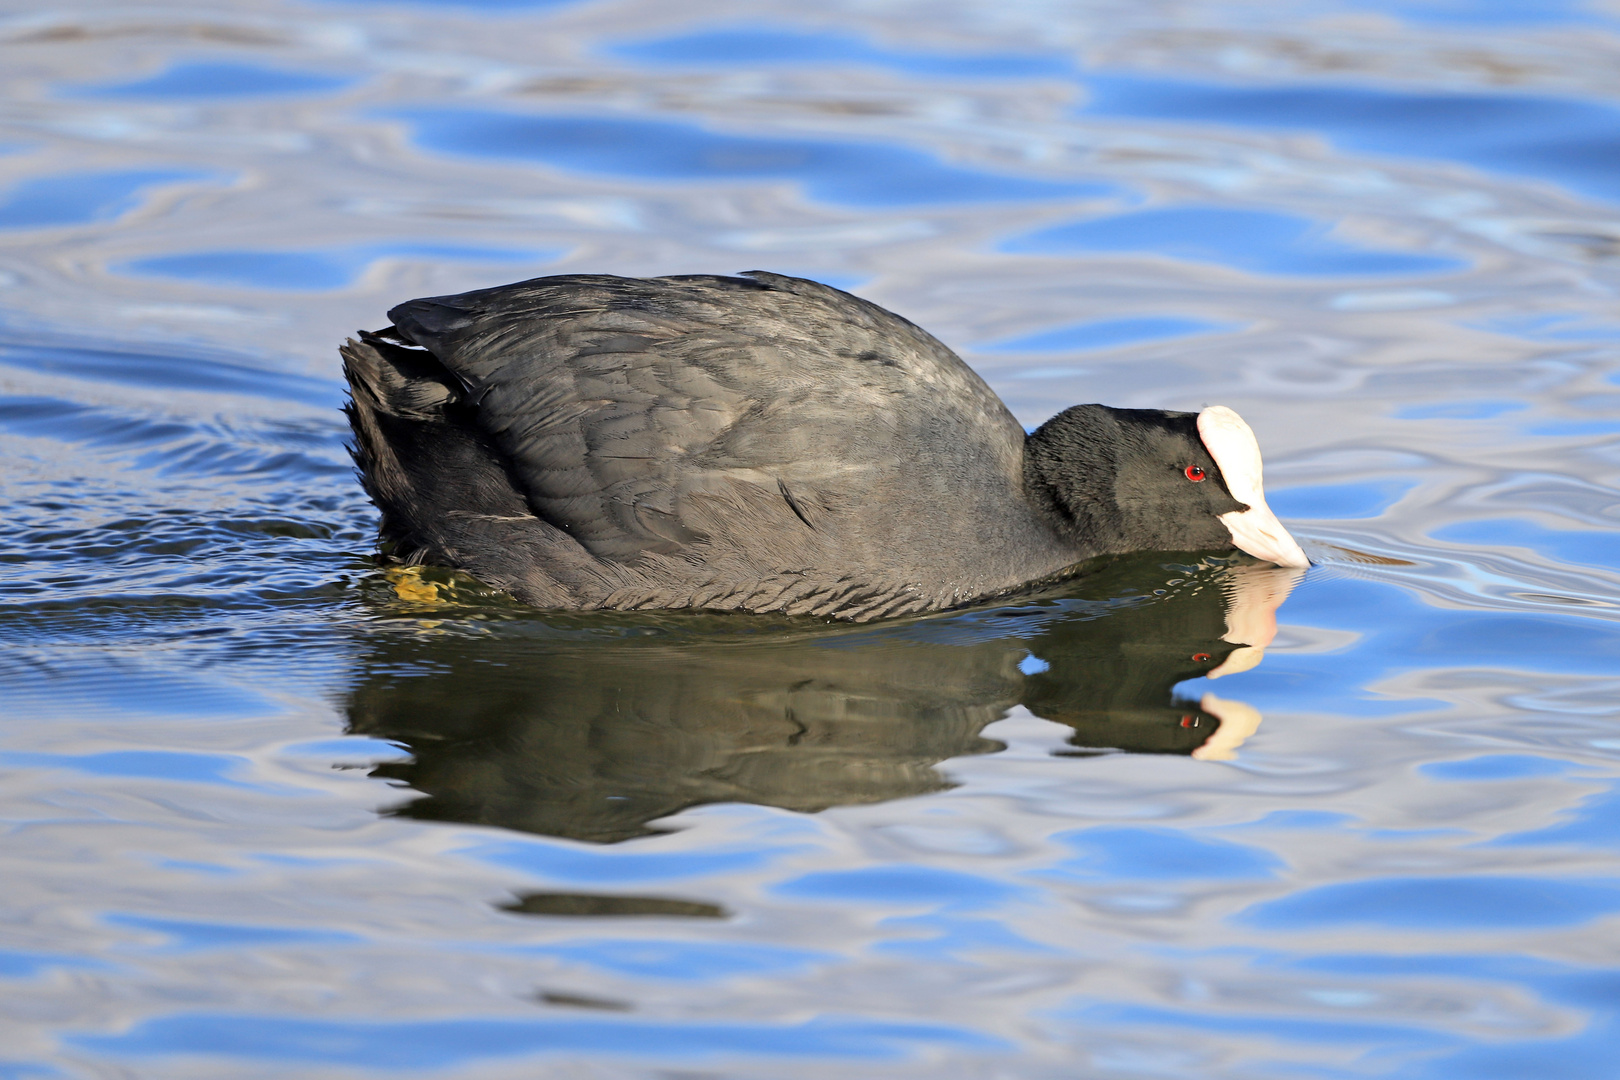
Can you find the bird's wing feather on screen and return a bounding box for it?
[387,272,1024,566]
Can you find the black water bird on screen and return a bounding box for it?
[343,272,1308,620]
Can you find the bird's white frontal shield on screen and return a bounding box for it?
[1197,405,1310,569]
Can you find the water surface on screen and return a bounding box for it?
[2,1,1619,1077]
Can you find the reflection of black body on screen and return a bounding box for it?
[346,554,1256,843]
[1019,566,1238,756]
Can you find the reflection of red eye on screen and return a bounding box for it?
[1192,653,1211,662]
[1185,465,1206,482]
[1180,715,1198,728]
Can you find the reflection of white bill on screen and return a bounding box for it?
[1208,563,1307,679]
[1192,563,1305,760]
[1193,693,1264,760]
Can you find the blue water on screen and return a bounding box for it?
[608,26,1078,79]
[66,62,359,101]
[119,242,559,292]
[1001,206,1466,277]
[2,2,1619,1078]
[0,170,222,230]
[386,108,1113,207]
[1084,74,1620,204]
[980,315,1237,353]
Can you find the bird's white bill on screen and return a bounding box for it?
[1218,504,1311,569]
[1197,405,1311,569]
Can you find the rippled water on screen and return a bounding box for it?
[3,1,1619,1076]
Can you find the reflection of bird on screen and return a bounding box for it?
[348,626,1016,843]
[345,557,1298,843]
[344,273,1307,621]
[1021,559,1299,756]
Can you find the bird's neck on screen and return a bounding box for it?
[1022,406,1126,554]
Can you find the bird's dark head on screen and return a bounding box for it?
[1024,404,1309,567]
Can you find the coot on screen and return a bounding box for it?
[343,271,1308,620]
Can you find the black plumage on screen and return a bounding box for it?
[343,271,1258,620]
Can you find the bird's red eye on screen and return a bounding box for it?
[1185,465,1206,482]
[1192,653,1211,662]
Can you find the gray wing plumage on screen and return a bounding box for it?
[381,272,1065,617]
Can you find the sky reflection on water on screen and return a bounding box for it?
[1001,206,1467,277]
[386,108,1116,207]
[1,1,1619,1078]
[1085,73,1620,204]
[0,170,223,230]
[608,25,1078,80]
[66,62,360,102]
[118,241,560,291]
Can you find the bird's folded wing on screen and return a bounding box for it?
[387,273,1011,565]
